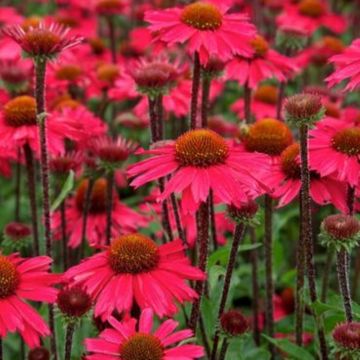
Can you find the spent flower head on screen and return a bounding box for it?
[320,214,360,252]
[227,201,259,226]
[285,93,325,127]
[220,310,249,337]
[332,322,360,359]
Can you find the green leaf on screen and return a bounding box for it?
[262,335,314,360]
[311,299,342,316]
[51,171,75,212]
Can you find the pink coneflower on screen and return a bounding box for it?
[128,129,270,214]
[0,254,59,348]
[227,34,298,89]
[52,178,148,248]
[326,39,360,91]
[49,150,84,176]
[0,95,88,155]
[309,118,360,187]
[65,233,205,319]
[266,143,347,212]
[2,22,84,59]
[145,0,256,64]
[276,0,347,36]
[94,0,127,16]
[232,85,279,120]
[85,308,204,359]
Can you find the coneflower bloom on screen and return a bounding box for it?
[0,95,89,155]
[266,143,347,212]
[227,34,298,89]
[128,129,270,214]
[276,0,347,36]
[0,254,59,348]
[309,118,360,187]
[2,22,84,59]
[85,308,204,359]
[65,233,205,319]
[52,178,148,248]
[145,0,256,64]
[326,39,360,91]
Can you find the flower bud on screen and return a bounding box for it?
[333,322,360,359]
[57,286,92,320]
[227,201,259,225]
[220,310,249,336]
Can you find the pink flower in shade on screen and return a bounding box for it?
[65,233,205,319]
[309,118,360,187]
[0,7,23,26]
[226,34,299,89]
[145,0,256,64]
[127,129,270,214]
[326,39,360,91]
[207,115,239,138]
[0,254,60,348]
[231,84,279,121]
[276,0,347,36]
[266,143,347,212]
[2,22,84,59]
[0,95,90,155]
[52,178,148,248]
[0,57,33,89]
[85,308,204,359]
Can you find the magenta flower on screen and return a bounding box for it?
[226,34,298,89]
[128,129,270,213]
[0,254,60,348]
[65,233,205,319]
[326,39,360,91]
[2,22,83,58]
[85,308,204,359]
[145,0,256,64]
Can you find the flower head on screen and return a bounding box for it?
[145,1,256,64]
[85,308,204,359]
[2,23,83,59]
[333,322,360,358]
[243,118,293,156]
[220,310,249,337]
[227,200,259,225]
[320,214,360,252]
[285,93,324,127]
[0,254,59,347]
[65,234,205,319]
[128,129,270,213]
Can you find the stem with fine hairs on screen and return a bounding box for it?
[201,75,211,128]
[264,195,275,359]
[189,200,209,332]
[107,16,117,64]
[170,193,187,246]
[337,249,353,322]
[276,82,286,120]
[190,52,201,129]
[23,144,40,256]
[105,171,114,246]
[14,148,21,221]
[0,338,2,360]
[244,82,252,123]
[80,178,94,260]
[295,195,305,346]
[64,323,75,360]
[209,190,218,251]
[218,339,229,360]
[299,124,328,359]
[211,224,246,360]
[60,200,68,271]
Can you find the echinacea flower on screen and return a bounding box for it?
[309,118,360,187]
[2,22,84,59]
[326,39,360,91]
[0,254,59,347]
[332,322,360,358]
[85,308,204,359]
[128,129,270,213]
[52,178,148,248]
[145,0,256,64]
[65,233,205,319]
[276,0,347,36]
[226,34,298,89]
[0,95,89,155]
[266,143,347,211]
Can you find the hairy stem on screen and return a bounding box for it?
[211,224,246,360]
[337,249,353,322]
[190,52,201,129]
[209,190,218,251]
[14,148,21,221]
[60,200,68,271]
[80,178,94,259]
[64,323,75,360]
[299,124,328,360]
[107,16,117,64]
[170,193,187,246]
[264,195,275,358]
[244,82,252,123]
[201,75,211,128]
[321,248,334,303]
[23,144,40,256]
[189,200,209,332]
[219,339,229,360]
[105,172,114,246]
